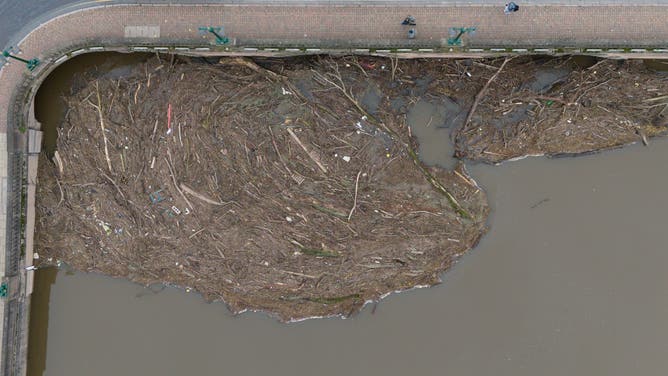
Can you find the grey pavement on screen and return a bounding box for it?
[3,0,668,49]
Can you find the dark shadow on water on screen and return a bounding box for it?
[644,59,668,73]
[34,52,150,156]
[26,268,57,376]
[29,51,151,375]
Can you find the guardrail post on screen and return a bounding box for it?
[447,27,477,46]
[1,50,40,71]
[198,26,229,45]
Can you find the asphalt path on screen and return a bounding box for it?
[2,0,668,52]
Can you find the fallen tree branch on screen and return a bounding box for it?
[101,171,126,200]
[53,150,65,176]
[348,170,362,221]
[286,127,328,174]
[643,95,668,103]
[55,178,64,207]
[464,57,514,129]
[88,81,113,173]
[218,57,285,80]
[165,150,193,210]
[314,58,472,219]
[180,183,227,206]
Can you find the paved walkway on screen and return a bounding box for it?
[2,3,668,134]
[0,2,667,375]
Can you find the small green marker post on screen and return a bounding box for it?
[198,27,229,45]
[2,50,40,71]
[447,27,477,46]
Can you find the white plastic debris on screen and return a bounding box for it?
[33,253,39,260]
[286,216,294,223]
[281,87,292,95]
[342,156,351,162]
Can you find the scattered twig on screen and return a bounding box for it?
[189,228,206,239]
[279,270,319,279]
[53,150,64,176]
[55,178,64,207]
[315,58,471,219]
[472,61,499,70]
[312,204,348,219]
[585,58,608,71]
[358,263,397,269]
[300,247,339,257]
[530,198,550,209]
[286,127,328,173]
[643,95,668,103]
[165,150,193,210]
[390,55,399,81]
[635,127,649,146]
[180,183,227,206]
[464,57,514,129]
[574,78,612,104]
[218,57,285,80]
[453,169,477,188]
[151,119,158,141]
[134,83,141,104]
[348,170,362,221]
[349,56,368,78]
[88,81,113,173]
[101,171,126,200]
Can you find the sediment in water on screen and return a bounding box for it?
[35,54,666,320]
[35,55,489,321]
[454,58,668,163]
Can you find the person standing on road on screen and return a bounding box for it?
[504,2,519,14]
[401,15,417,39]
[401,15,417,26]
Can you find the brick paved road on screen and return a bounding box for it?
[0,3,665,133]
[3,4,668,135]
[4,0,668,48]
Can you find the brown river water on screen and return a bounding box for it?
[28,54,668,375]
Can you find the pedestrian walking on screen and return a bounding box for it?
[401,15,417,26]
[504,2,519,14]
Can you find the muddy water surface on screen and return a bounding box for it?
[29,54,668,375]
[406,99,459,170]
[34,52,149,154]
[32,138,668,375]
